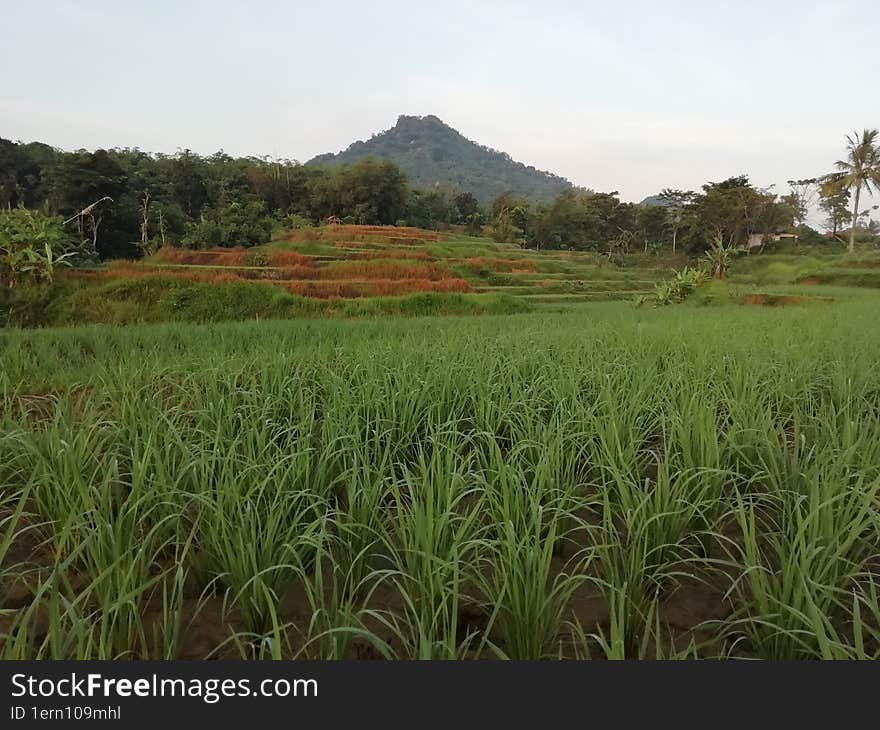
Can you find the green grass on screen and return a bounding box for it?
[729,250,880,287]
[0,278,526,328]
[2,297,879,659]
[801,269,880,288]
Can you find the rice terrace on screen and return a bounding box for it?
[2,5,880,668]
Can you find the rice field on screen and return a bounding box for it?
[1,297,879,659]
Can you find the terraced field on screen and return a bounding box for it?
[122,225,677,305]
[14,225,880,330]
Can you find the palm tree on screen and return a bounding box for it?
[832,129,880,253]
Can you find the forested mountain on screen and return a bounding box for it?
[639,194,674,207]
[308,115,573,205]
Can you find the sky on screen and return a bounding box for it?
[2,1,879,205]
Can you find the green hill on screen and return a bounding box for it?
[307,114,573,205]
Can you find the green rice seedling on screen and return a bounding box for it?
[291,529,389,660]
[362,555,478,660]
[473,432,586,536]
[142,521,217,661]
[0,485,40,656]
[847,579,880,660]
[194,471,325,636]
[0,484,33,606]
[2,291,880,660]
[715,369,779,488]
[72,502,173,659]
[473,453,590,661]
[329,429,396,595]
[514,426,595,554]
[221,590,291,660]
[146,564,189,660]
[7,502,171,660]
[590,462,719,655]
[586,371,664,509]
[663,389,733,529]
[720,470,880,659]
[1,543,89,659]
[782,581,880,660]
[476,514,588,660]
[18,405,121,558]
[180,398,330,635]
[4,411,182,658]
[568,594,699,659]
[376,434,484,655]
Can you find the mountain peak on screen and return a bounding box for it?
[307,115,572,205]
[395,113,444,125]
[390,114,451,139]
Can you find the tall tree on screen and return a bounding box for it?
[830,129,880,253]
[784,178,818,225]
[818,183,851,237]
[49,149,133,257]
[635,204,669,253]
[405,188,454,229]
[657,188,696,254]
[491,192,530,245]
[453,192,480,224]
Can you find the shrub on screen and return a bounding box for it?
[180,201,273,249]
[274,212,313,232]
[244,249,269,267]
[0,282,69,327]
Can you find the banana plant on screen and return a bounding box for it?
[703,234,738,279]
[0,208,79,286]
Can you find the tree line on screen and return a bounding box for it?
[490,177,809,255]
[0,139,487,259]
[491,129,880,255]
[2,129,878,264]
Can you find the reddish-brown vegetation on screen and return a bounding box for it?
[153,247,250,266]
[335,244,434,261]
[220,261,454,282]
[152,246,312,268]
[284,278,471,299]
[84,259,457,282]
[321,261,451,280]
[282,224,441,245]
[64,259,470,300]
[64,226,477,302]
[267,251,313,267]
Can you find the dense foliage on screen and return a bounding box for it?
[517,176,801,254]
[0,138,427,257]
[0,137,492,258]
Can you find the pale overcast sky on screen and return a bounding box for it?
[2,1,878,202]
